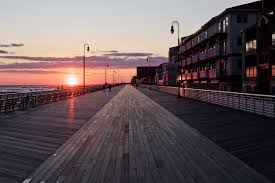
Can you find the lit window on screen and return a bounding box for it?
[246,67,257,78]
[246,39,257,52]
[272,33,275,46]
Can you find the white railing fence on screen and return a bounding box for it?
[140,85,275,119]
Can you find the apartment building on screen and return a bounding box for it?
[169,46,179,64]
[242,1,275,95]
[136,66,158,85]
[178,1,262,91]
[155,63,177,86]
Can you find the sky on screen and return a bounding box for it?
[0,0,255,85]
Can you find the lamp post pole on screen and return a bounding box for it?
[171,21,181,98]
[105,64,109,85]
[83,43,90,92]
[147,57,152,90]
[113,70,116,85]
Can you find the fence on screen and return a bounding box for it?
[140,85,275,118]
[0,84,121,113]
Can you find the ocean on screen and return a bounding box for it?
[0,85,56,94]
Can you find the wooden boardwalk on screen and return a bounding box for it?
[25,85,270,183]
[139,87,275,182]
[0,86,123,183]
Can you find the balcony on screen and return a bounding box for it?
[181,59,186,67]
[208,46,220,58]
[192,38,199,47]
[199,51,208,61]
[182,74,187,81]
[192,72,199,80]
[187,57,192,66]
[199,71,207,79]
[186,73,192,80]
[192,54,198,63]
[186,41,192,50]
[208,24,227,38]
[209,69,219,79]
[199,33,207,43]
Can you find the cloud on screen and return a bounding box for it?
[0,43,24,48]
[103,52,153,57]
[0,69,63,74]
[0,50,168,70]
[11,43,24,47]
[0,50,9,54]
[99,50,119,53]
[0,55,168,69]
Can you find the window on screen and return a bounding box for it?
[272,33,275,46]
[225,17,229,27]
[237,60,242,69]
[243,15,248,23]
[246,67,257,78]
[219,17,229,33]
[246,39,257,52]
[221,40,227,54]
[237,14,248,23]
[205,31,208,39]
[272,65,275,77]
[237,36,242,46]
[210,63,216,70]
[237,15,242,23]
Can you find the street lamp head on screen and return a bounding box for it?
[170,25,175,34]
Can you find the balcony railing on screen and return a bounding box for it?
[199,71,207,79]
[208,46,220,58]
[182,74,187,81]
[208,24,227,38]
[192,38,199,47]
[199,51,208,61]
[187,57,192,66]
[181,59,186,67]
[199,33,207,43]
[192,54,198,63]
[192,72,199,80]
[209,69,219,79]
[186,41,192,50]
[187,73,192,80]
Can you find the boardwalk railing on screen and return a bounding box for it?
[0,84,121,113]
[140,85,275,119]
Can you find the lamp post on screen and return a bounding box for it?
[147,57,152,90]
[83,43,90,92]
[170,21,181,98]
[105,64,109,85]
[113,70,116,85]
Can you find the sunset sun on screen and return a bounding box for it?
[66,75,78,86]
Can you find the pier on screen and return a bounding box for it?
[0,85,274,182]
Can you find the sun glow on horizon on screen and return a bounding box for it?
[66,75,78,86]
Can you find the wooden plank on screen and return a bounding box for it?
[0,86,123,183]
[25,85,271,183]
[140,87,275,182]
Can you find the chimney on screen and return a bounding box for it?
[262,0,275,10]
